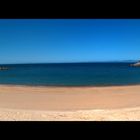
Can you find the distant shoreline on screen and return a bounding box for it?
[0,61,137,65]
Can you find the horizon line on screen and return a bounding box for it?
[0,60,138,65]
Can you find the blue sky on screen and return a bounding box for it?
[0,19,140,64]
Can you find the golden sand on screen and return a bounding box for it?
[0,85,140,120]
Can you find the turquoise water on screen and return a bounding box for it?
[0,63,140,86]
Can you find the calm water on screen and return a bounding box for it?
[0,63,140,86]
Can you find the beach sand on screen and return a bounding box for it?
[0,85,140,121]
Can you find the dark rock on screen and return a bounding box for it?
[0,67,9,70]
[131,62,140,67]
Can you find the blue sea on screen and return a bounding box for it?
[0,62,140,86]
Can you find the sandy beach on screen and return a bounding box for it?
[0,85,140,121]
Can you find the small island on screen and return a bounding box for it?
[0,67,9,70]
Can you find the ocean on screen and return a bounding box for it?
[0,62,140,86]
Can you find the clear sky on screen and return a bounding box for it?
[0,19,140,64]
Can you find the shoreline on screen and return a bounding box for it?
[0,84,140,120]
[1,83,140,88]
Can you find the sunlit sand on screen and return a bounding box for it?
[0,85,140,121]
